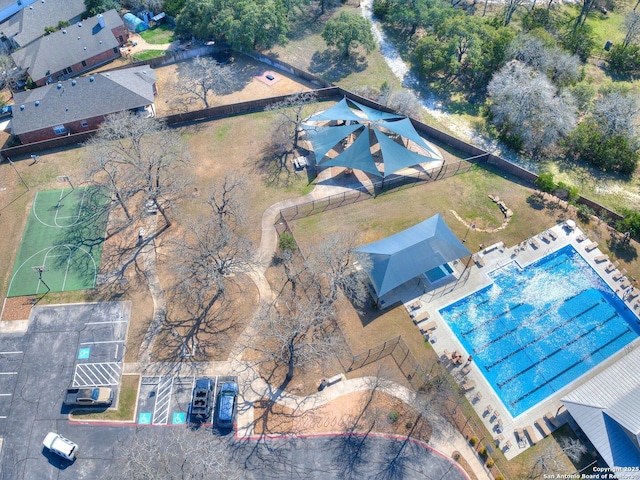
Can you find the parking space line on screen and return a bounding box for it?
[0,372,18,375]
[73,362,122,387]
[0,351,23,355]
[0,394,11,397]
[84,321,128,325]
[152,376,174,425]
[79,340,124,345]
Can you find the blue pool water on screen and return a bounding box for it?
[439,245,640,417]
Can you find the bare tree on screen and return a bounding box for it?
[528,438,586,479]
[623,10,640,49]
[307,231,371,307]
[266,91,318,153]
[171,56,235,109]
[112,427,240,480]
[387,90,424,119]
[503,0,525,26]
[593,90,640,140]
[250,296,341,383]
[487,60,577,156]
[0,54,22,90]
[85,113,191,229]
[207,172,248,228]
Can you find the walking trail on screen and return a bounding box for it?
[129,166,490,479]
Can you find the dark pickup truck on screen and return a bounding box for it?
[63,387,114,407]
[190,378,214,419]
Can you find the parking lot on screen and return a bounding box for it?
[0,302,129,480]
[136,375,236,427]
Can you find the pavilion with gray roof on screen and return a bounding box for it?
[562,347,640,470]
[354,214,470,303]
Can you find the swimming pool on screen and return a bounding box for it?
[439,245,640,417]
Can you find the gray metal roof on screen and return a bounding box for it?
[562,347,640,469]
[354,214,471,298]
[0,0,85,47]
[11,9,122,83]
[11,65,156,135]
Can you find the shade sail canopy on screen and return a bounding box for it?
[354,214,471,298]
[303,98,443,178]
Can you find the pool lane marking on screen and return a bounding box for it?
[509,326,632,406]
[483,300,602,368]
[498,312,621,389]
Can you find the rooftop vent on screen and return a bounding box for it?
[89,76,94,82]
[62,29,66,34]
[78,23,82,28]
[71,80,76,86]
[77,36,80,40]
[105,73,110,77]
[35,101,39,106]
[41,0,45,3]
[29,6,33,9]
[83,46,86,50]
[20,105,24,111]
[97,14,105,29]
[57,83,62,89]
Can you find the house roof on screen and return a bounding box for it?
[11,65,156,136]
[0,0,85,48]
[11,9,123,83]
[561,347,640,469]
[353,214,471,298]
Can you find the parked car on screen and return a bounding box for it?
[216,381,238,428]
[190,377,214,420]
[42,432,78,461]
[63,387,113,407]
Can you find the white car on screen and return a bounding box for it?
[43,432,78,461]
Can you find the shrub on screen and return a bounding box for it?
[478,445,488,457]
[495,475,505,480]
[278,232,296,251]
[617,209,640,239]
[469,436,479,446]
[452,451,461,461]
[405,421,413,429]
[388,410,399,423]
[576,203,594,222]
[486,458,495,468]
[535,172,555,192]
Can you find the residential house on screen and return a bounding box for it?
[0,0,38,25]
[11,9,127,87]
[11,65,157,144]
[0,0,85,50]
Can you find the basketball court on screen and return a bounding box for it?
[6,186,110,297]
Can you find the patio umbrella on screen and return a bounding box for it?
[302,98,443,177]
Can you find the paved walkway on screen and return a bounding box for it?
[129,166,490,479]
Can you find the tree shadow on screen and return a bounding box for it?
[309,50,368,83]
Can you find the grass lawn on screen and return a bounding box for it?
[132,50,166,62]
[69,375,139,421]
[139,25,175,44]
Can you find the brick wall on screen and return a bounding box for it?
[18,115,105,143]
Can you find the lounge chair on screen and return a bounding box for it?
[461,365,471,375]
[504,440,512,450]
[605,262,617,273]
[585,241,598,252]
[535,418,552,437]
[576,234,586,242]
[541,233,552,243]
[544,412,562,429]
[620,280,632,290]
[515,428,526,448]
[524,425,537,445]
[548,230,557,240]
[594,254,608,263]
[529,238,540,249]
[613,270,626,281]
[419,320,437,333]
[626,288,639,301]
[461,380,476,391]
[473,254,485,267]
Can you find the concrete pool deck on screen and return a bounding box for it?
[391,221,640,460]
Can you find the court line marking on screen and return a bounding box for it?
[0,352,22,355]
[0,373,17,375]
[7,245,98,297]
[32,188,104,229]
[0,394,11,397]
[53,188,87,227]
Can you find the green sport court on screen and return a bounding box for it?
[7,186,110,297]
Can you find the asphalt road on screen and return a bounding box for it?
[0,303,467,479]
